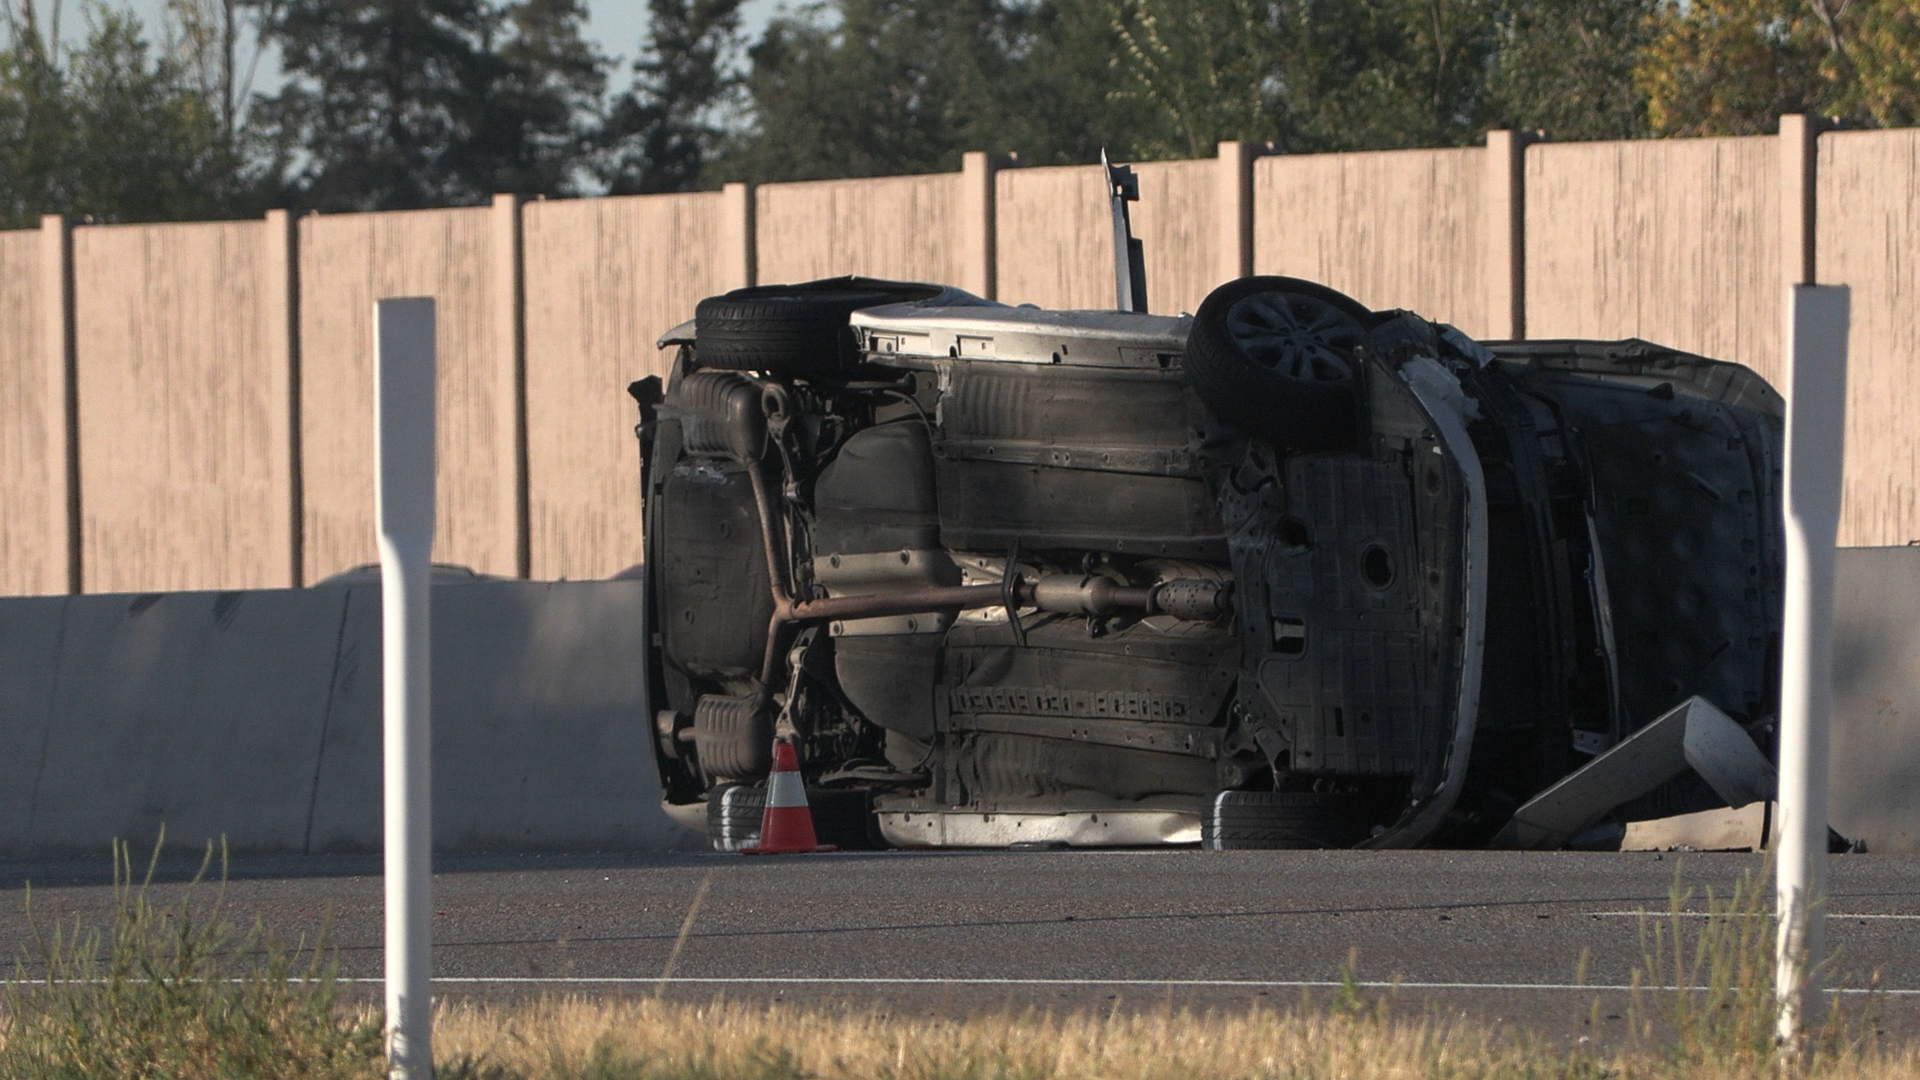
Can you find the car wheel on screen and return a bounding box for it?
[1185,276,1371,450]
[694,278,944,378]
[1202,790,1372,850]
[706,782,765,852]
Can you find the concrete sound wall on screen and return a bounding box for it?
[0,228,59,596]
[995,159,1227,316]
[756,171,969,287]
[70,220,294,593]
[993,164,1111,311]
[6,124,1920,594]
[521,191,739,583]
[297,206,520,584]
[1819,130,1920,548]
[1252,146,1490,336]
[0,580,693,855]
[1525,136,1781,380]
[1132,157,1226,318]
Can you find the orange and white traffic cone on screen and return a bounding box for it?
[742,740,836,854]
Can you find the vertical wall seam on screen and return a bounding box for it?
[41,215,80,594]
[1483,130,1541,341]
[1510,133,1533,340]
[62,225,79,594]
[720,182,755,290]
[984,154,1003,299]
[742,183,759,288]
[1782,115,1820,287]
[494,194,530,580]
[277,210,306,587]
[301,587,354,854]
[960,151,1012,300]
[965,152,988,299]
[1216,140,1260,286]
[22,598,72,854]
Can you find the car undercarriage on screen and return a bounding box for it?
[631,273,1786,852]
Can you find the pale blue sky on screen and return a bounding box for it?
[25,0,784,93]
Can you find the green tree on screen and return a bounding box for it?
[712,0,1068,182]
[1273,0,1502,151]
[159,0,266,144]
[1074,0,1507,159]
[253,0,605,210]
[1496,0,1920,137]
[1635,0,1831,135]
[1843,0,1920,125]
[0,1,258,227]
[598,0,743,194]
[487,0,608,194]
[1486,0,1655,140]
[1103,0,1282,158]
[252,0,503,209]
[0,4,74,226]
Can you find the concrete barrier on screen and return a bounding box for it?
[1831,546,1920,853]
[29,588,345,853]
[0,550,1912,855]
[0,596,70,848]
[306,579,690,852]
[0,580,696,855]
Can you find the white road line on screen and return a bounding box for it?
[326,975,1920,996]
[1588,911,1920,920]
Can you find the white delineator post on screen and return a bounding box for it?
[1776,284,1849,1046]
[376,298,437,1079]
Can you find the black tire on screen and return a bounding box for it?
[707,781,766,853]
[705,782,883,852]
[1202,790,1372,850]
[1185,276,1372,451]
[694,277,944,378]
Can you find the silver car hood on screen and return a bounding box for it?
[852,305,1191,367]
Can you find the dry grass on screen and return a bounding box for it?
[431,994,1919,1080]
[428,863,1910,1080]
[1,849,1914,1080]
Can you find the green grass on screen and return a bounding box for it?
[1621,862,1889,1075]
[0,837,382,1079]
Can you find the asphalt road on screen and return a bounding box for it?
[2,849,1916,1037]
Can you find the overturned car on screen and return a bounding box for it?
[630,266,1785,852]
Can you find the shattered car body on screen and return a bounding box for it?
[630,273,1786,851]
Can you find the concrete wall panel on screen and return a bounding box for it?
[0,580,693,854]
[25,588,347,854]
[1525,137,1779,378]
[1252,147,1487,335]
[0,229,57,594]
[298,208,514,583]
[1817,129,1920,547]
[71,221,291,593]
[995,159,1223,315]
[522,192,728,581]
[756,172,967,286]
[1132,158,1222,316]
[995,164,1111,310]
[0,596,68,847]
[1832,546,1920,853]
[306,579,688,852]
